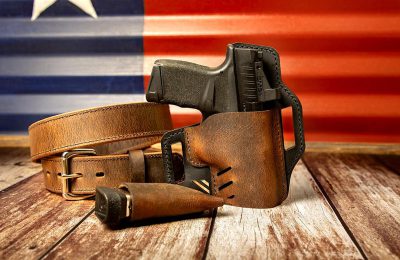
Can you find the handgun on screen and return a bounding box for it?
[147,43,288,116]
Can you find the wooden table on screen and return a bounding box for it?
[0,147,399,259]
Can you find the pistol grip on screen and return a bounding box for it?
[146,47,238,114]
[146,60,214,110]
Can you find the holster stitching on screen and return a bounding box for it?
[162,129,183,183]
[272,109,287,201]
[185,130,205,167]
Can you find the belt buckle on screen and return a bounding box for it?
[60,148,96,200]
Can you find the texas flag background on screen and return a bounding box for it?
[0,0,399,143]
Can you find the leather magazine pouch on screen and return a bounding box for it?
[162,108,288,208]
[119,183,224,221]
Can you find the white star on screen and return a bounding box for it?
[31,0,98,21]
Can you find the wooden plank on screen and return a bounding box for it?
[0,147,41,190]
[375,154,400,175]
[206,161,363,259]
[303,153,400,259]
[0,174,94,259]
[43,212,213,259]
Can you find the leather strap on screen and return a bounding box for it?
[129,150,145,183]
[28,102,180,196]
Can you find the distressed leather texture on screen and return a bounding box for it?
[120,183,224,221]
[28,102,181,195]
[183,109,287,208]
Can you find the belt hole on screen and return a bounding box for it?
[96,172,105,177]
[57,172,61,176]
[46,171,50,175]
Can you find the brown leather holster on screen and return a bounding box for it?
[154,43,305,209]
[94,183,224,225]
[162,108,295,208]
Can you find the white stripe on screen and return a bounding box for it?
[0,94,145,114]
[0,17,143,38]
[0,55,143,76]
[0,95,200,115]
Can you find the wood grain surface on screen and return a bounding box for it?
[375,154,400,175]
[0,147,399,259]
[0,174,94,260]
[43,211,213,259]
[206,161,363,259]
[0,147,41,190]
[303,153,400,259]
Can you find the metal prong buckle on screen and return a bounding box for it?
[61,148,96,200]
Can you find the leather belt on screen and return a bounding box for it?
[28,102,180,200]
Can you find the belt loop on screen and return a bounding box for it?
[128,150,145,183]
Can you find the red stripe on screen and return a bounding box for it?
[144,0,400,15]
[144,1,400,143]
[144,15,400,54]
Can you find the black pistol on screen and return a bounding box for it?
[147,43,288,116]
